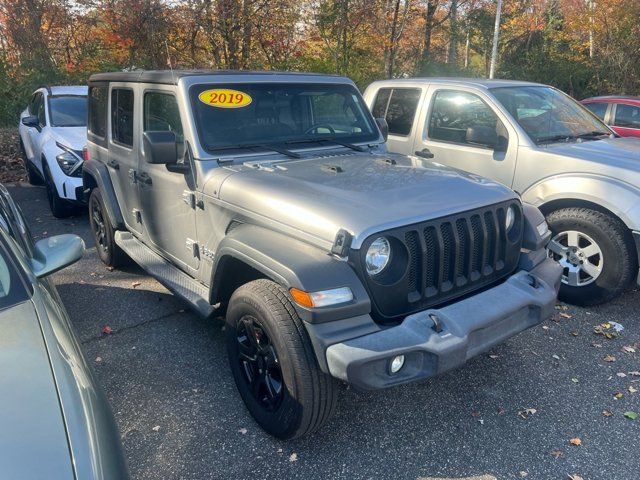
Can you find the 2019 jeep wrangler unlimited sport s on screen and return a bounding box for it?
[83,70,561,439]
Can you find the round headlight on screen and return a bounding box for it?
[365,237,391,276]
[505,205,516,232]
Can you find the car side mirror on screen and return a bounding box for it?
[21,115,39,128]
[143,131,178,165]
[30,234,84,278]
[465,126,499,149]
[375,117,389,142]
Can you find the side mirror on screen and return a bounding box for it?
[465,126,499,149]
[375,117,389,142]
[21,115,39,128]
[143,131,178,165]
[30,234,84,278]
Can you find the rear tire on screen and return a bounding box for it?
[226,279,338,439]
[88,188,128,268]
[546,207,636,306]
[19,139,42,186]
[43,162,72,218]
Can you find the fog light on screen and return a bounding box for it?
[390,355,405,374]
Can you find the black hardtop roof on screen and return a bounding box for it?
[89,69,345,85]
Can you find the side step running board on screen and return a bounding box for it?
[114,231,215,318]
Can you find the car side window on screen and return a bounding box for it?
[29,92,42,116]
[111,88,134,147]
[144,92,185,157]
[614,104,640,129]
[373,88,421,136]
[0,241,29,311]
[37,96,46,127]
[428,90,503,146]
[584,102,608,121]
[88,85,108,138]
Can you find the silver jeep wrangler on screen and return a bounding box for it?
[83,70,561,439]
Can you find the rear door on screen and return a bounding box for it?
[413,86,519,188]
[108,84,143,235]
[136,87,199,272]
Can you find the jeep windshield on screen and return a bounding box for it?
[49,95,87,127]
[190,83,379,153]
[491,86,611,145]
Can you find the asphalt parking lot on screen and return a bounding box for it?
[9,183,640,480]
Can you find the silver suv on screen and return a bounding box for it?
[364,78,640,305]
[84,70,560,439]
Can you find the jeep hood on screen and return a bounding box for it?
[217,152,517,249]
[543,136,640,171]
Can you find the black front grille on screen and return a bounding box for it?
[353,200,523,321]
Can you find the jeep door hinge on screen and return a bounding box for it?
[132,208,142,223]
[186,238,200,259]
[182,190,196,209]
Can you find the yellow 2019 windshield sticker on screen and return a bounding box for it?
[198,89,252,108]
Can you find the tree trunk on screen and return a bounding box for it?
[421,0,438,70]
[448,0,458,65]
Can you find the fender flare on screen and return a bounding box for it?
[210,223,371,324]
[521,174,640,231]
[82,161,125,229]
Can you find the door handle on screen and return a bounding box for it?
[414,148,435,159]
[107,159,119,170]
[138,172,152,186]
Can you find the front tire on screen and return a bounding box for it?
[88,188,128,268]
[546,207,636,306]
[43,162,72,218]
[226,279,338,439]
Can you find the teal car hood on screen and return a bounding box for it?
[0,300,74,479]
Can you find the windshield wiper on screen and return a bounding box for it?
[576,130,611,139]
[285,137,368,152]
[206,143,300,159]
[535,134,575,145]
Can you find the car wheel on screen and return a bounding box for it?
[88,188,128,268]
[226,279,338,439]
[546,207,636,306]
[43,162,72,218]
[19,139,42,186]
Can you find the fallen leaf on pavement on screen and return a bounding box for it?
[518,408,537,418]
[550,450,564,458]
[571,331,579,337]
[622,345,636,354]
[289,453,298,462]
[594,323,618,339]
[519,472,528,477]
[95,356,102,363]
[568,475,584,480]
[571,378,579,383]
[102,326,113,335]
[552,354,561,360]
[152,425,160,432]
[623,411,638,420]
[488,354,500,359]
[629,386,637,394]
[614,392,624,399]
[604,354,616,362]
[559,312,572,319]
[238,428,247,434]
[602,410,613,417]
[617,372,627,378]
[629,371,640,376]
[569,438,582,446]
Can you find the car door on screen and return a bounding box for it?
[20,92,42,161]
[610,103,640,138]
[137,87,199,273]
[413,87,519,188]
[24,93,46,171]
[108,85,143,235]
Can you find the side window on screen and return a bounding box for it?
[371,88,392,118]
[144,92,185,157]
[373,88,421,136]
[37,97,46,127]
[428,90,502,146]
[29,93,42,115]
[88,85,108,138]
[0,242,29,311]
[111,88,134,147]
[614,104,640,129]
[584,102,608,121]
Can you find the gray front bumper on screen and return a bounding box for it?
[325,258,562,390]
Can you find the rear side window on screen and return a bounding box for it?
[111,88,134,147]
[372,88,421,136]
[584,102,608,121]
[88,86,108,139]
[614,104,640,128]
[144,92,185,157]
[428,90,501,146]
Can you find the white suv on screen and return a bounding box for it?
[18,86,88,217]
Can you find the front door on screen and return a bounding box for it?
[413,87,519,188]
[108,85,143,235]
[136,87,199,272]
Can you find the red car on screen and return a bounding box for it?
[581,95,640,137]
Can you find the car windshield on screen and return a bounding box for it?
[190,83,378,152]
[491,86,611,145]
[49,95,87,127]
